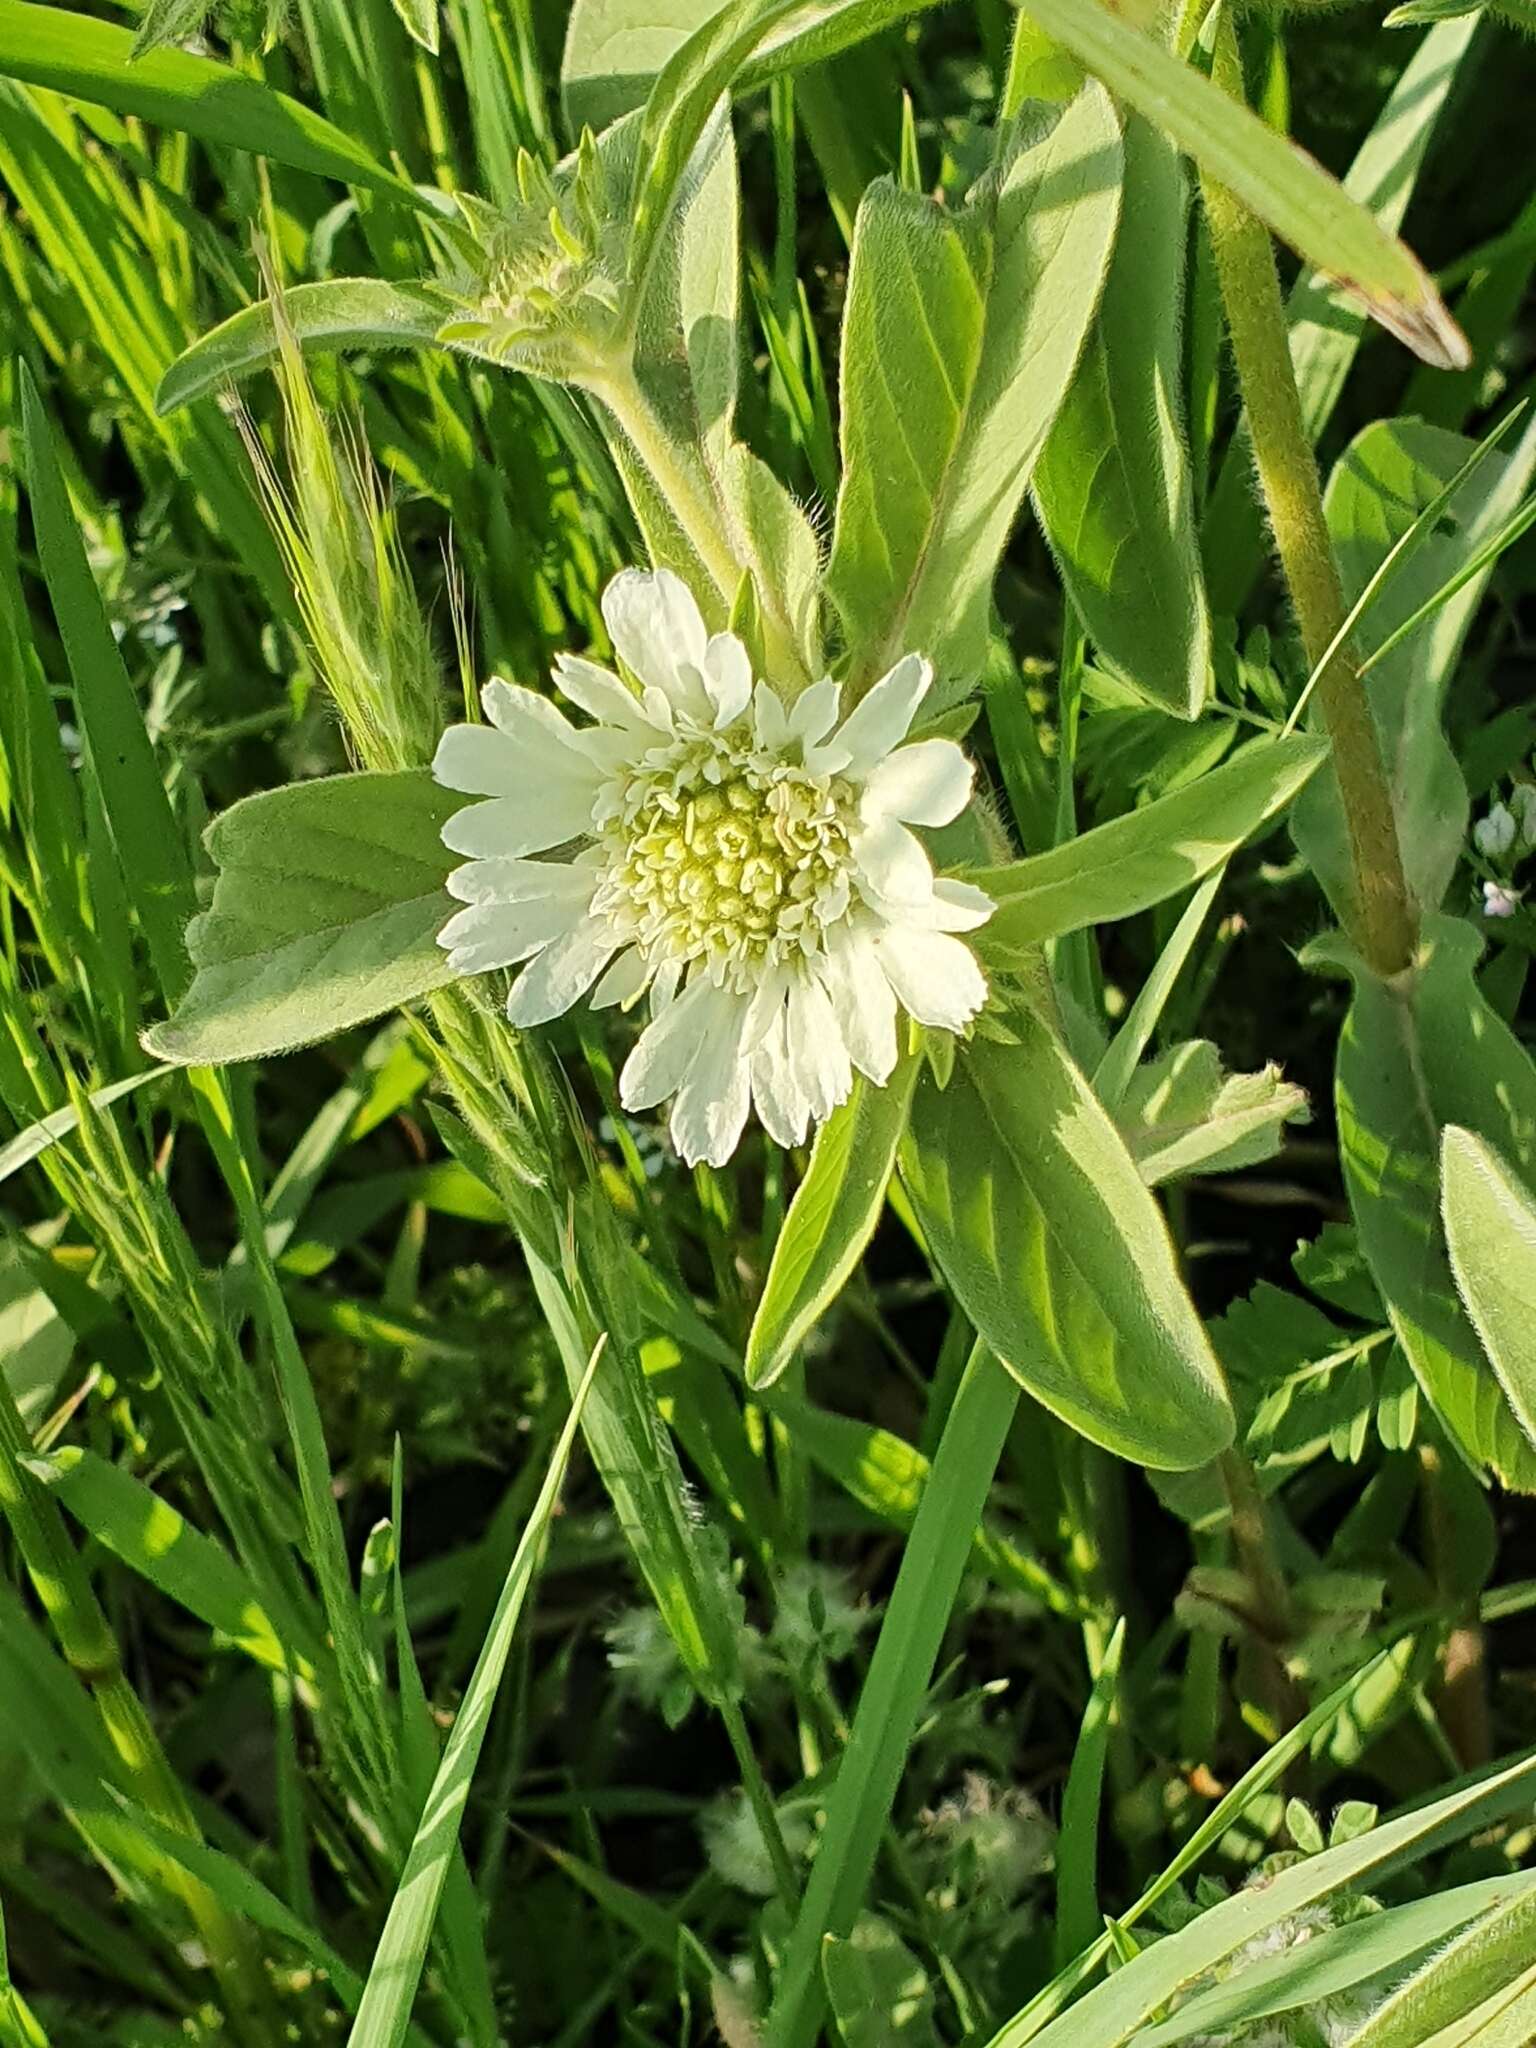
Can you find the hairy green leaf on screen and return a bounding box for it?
[900,1013,1234,1470]
[1017,0,1464,369]
[1309,917,1536,1491]
[829,89,1122,702]
[1202,20,1480,612]
[1443,1128,1536,1452]
[155,281,444,416]
[1035,114,1209,718]
[1293,413,1536,923]
[1119,1040,1308,1186]
[144,771,460,1067]
[973,735,1327,958]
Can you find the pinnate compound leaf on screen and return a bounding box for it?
[972,735,1327,959]
[1308,916,1536,1491]
[1034,114,1210,718]
[155,281,444,416]
[829,88,1121,704]
[1443,1128,1536,1453]
[0,0,414,199]
[746,1058,917,1390]
[900,1012,1234,1471]
[145,771,459,1067]
[1119,1041,1308,1187]
[823,1917,940,2048]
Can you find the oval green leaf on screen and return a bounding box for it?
[144,770,461,1067]
[900,1011,1235,1471]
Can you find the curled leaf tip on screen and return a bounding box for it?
[1348,277,1473,373]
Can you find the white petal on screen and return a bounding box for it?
[852,815,937,911]
[701,633,753,727]
[785,974,853,1125]
[620,975,727,1112]
[590,946,651,1010]
[602,568,709,705]
[434,721,593,802]
[669,999,754,1166]
[789,677,841,748]
[441,791,594,859]
[651,957,683,1013]
[750,1005,811,1149]
[484,675,633,776]
[820,653,931,778]
[753,680,791,752]
[919,877,995,933]
[553,653,658,733]
[817,929,899,1085]
[875,926,988,1032]
[445,853,596,907]
[742,963,792,1054]
[504,921,617,1026]
[862,739,974,828]
[438,889,587,975]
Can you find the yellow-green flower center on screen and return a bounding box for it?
[601,759,857,981]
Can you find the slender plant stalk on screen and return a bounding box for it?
[1420,1443,1492,1769]
[1200,12,1416,979]
[1218,1447,1302,1734]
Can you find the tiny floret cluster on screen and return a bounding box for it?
[1472,779,1536,920]
[433,569,992,1165]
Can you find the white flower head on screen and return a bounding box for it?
[433,569,992,1166]
[1483,879,1522,919]
[1474,801,1516,860]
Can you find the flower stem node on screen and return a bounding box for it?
[433,570,994,1165]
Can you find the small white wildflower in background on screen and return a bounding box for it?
[1474,801,1517,859]
[700,1790,811,1896]
[433,569,992,1166]
[1511,781,1536,849]
[1483,879,1522,919]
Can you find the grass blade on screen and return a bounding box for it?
[764,1344,1020,2048]
[347,1338,605,2048]
[0,0,417,199]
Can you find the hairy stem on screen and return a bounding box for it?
[585,359,812,689]
[1201,13,1416,979]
